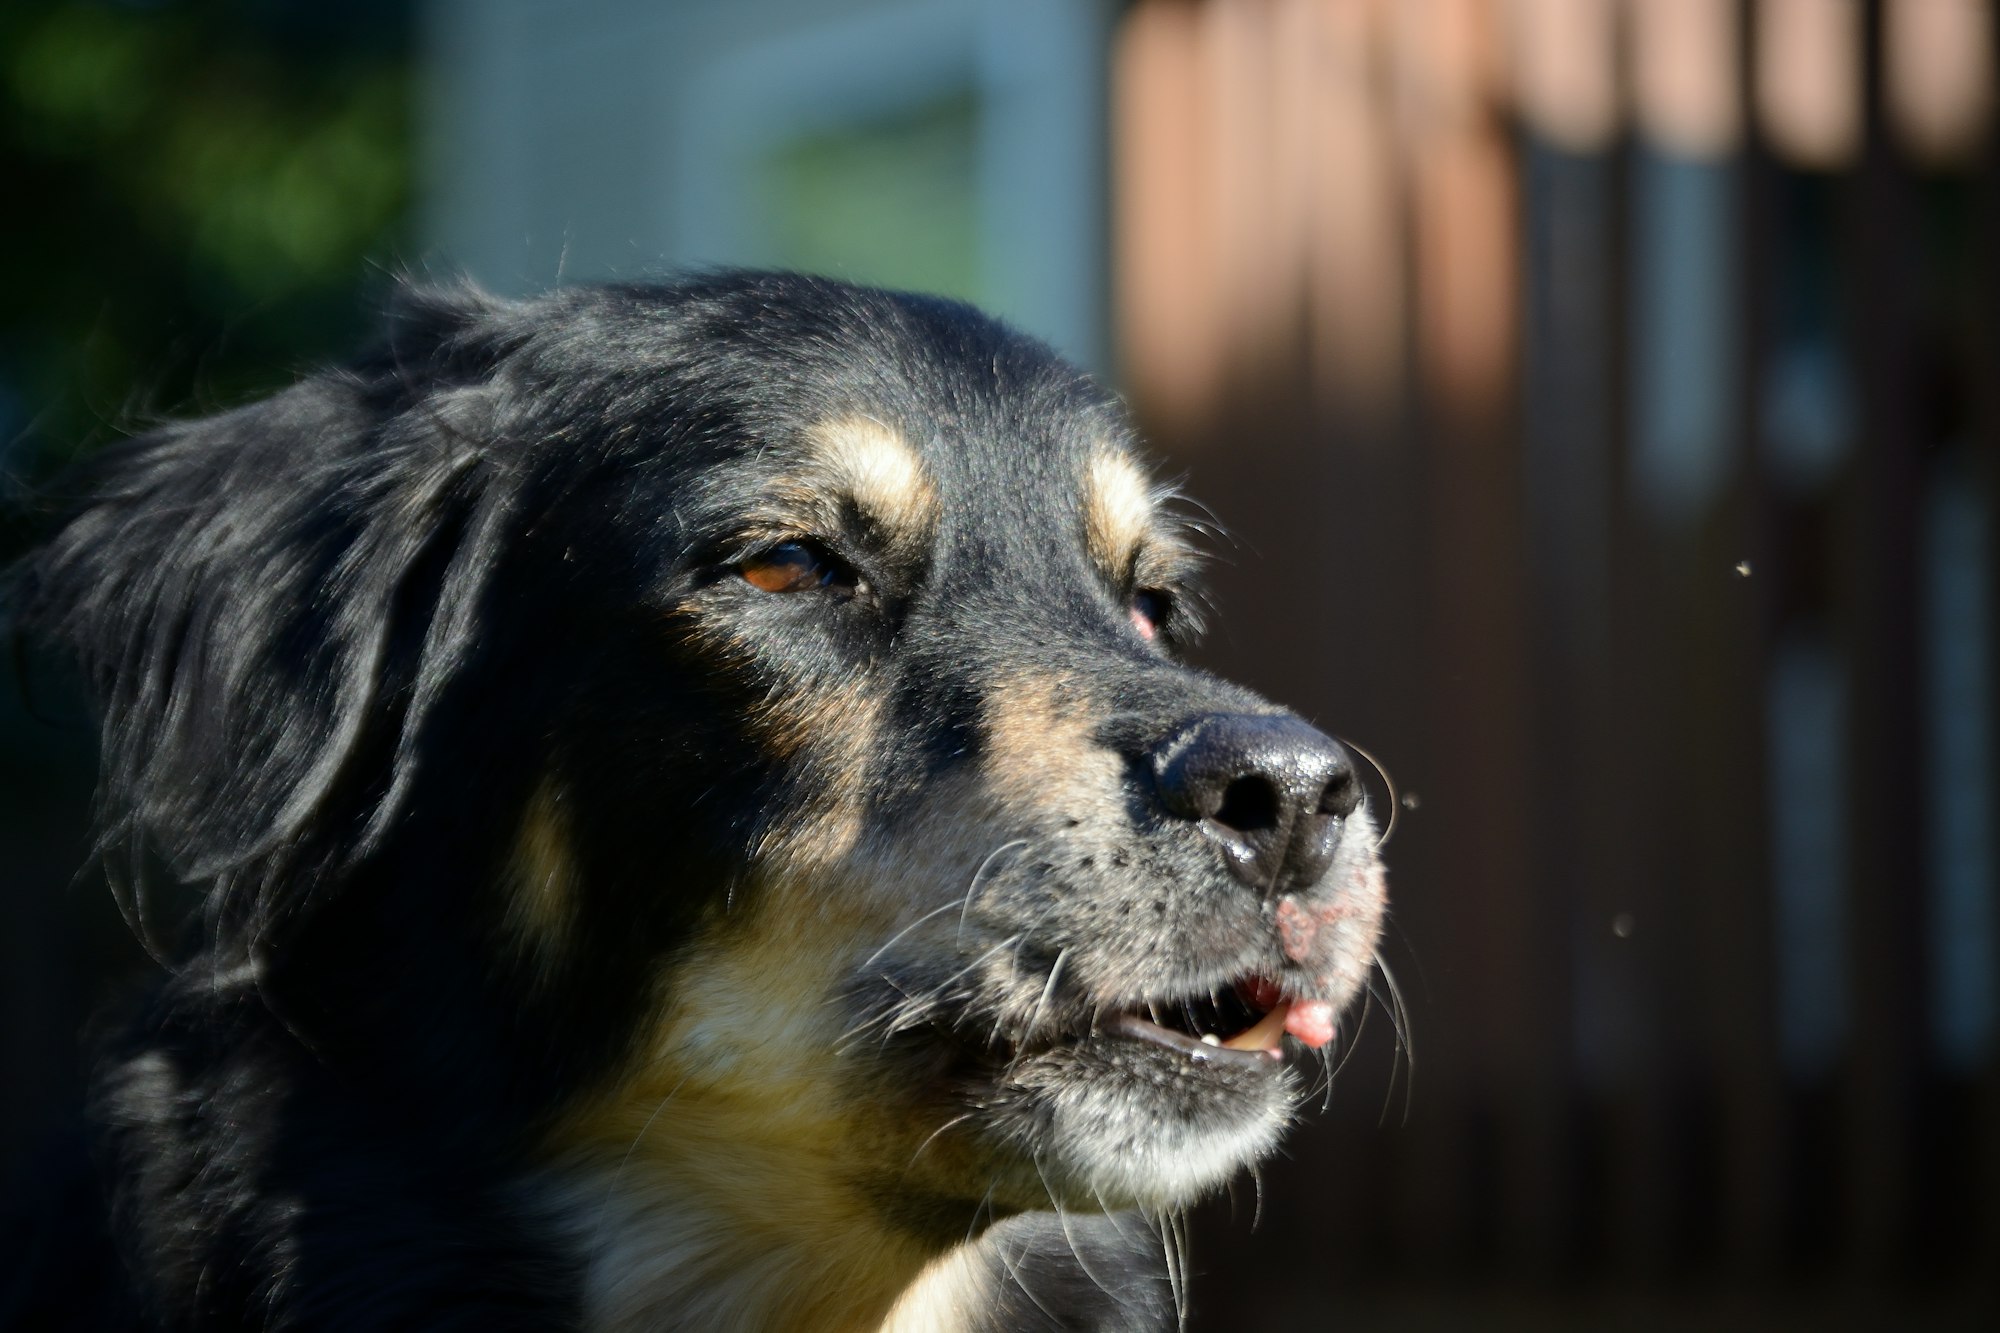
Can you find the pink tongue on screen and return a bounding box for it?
[1283,1000,1337,1049]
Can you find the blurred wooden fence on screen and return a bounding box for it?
[1113,0,1998,1316]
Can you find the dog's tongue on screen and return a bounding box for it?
[1233,978,1338,1051]
[1283,999,1337,1049]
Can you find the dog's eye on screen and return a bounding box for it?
[739,541,859,596]
[1130,588,1171,640]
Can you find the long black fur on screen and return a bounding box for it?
[6,272,1382,1331]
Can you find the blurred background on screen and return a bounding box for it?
[2,0,1995,1326]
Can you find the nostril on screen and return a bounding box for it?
[1214,775,1281,834]
[1318,762,1361,819]
[1150,712,1359,893]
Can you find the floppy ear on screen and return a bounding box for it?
[16,282,528,945]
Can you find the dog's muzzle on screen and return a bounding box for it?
[1151,711,1360,895]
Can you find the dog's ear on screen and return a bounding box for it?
[16,281,529,944]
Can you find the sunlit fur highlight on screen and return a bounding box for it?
[1084,451,1156,579]
[504,780,579,968]
[878,1244,995,1333]
[741,416,940,570]
[807,416,939,557]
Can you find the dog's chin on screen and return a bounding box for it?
[972,1029,1297,1214]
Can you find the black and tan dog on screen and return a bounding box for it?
[8,273,1387,1331]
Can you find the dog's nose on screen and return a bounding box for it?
[1152,713,1360,893]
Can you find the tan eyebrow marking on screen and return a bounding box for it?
[1084,450,1157,577]
[805,416,938,555]
[748,676,883,870]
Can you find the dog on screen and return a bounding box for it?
[7,272,1388,1331]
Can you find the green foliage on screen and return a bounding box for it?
[0,0,411,484]
[757,92,984,308]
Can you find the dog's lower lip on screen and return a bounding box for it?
[1105,1012,1284,1070]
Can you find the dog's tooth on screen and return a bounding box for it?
[1220,1001,1291,1052]
[1238,976,1282,1011]
[1200,1033,1221,1046]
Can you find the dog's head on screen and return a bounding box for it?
[22,272,1385,1288]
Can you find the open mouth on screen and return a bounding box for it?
[1105,977,1338,1071]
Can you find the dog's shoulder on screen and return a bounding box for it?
[884,1213,1176,1333]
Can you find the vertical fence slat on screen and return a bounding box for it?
[1756,0,1865,170]
[1839,0,1928,1275]
[1700,0,1791,1277]
[1966,0,2000,1277]
[1112,0,1224,434]
[1985,5,2000,1273]
[1401,0,1569,1277]
[1519,129,1618,1273]
[1309,0,1405,425]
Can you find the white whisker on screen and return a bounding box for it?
[1027,948,1070,1040]
[957,839,1029,943]
[588,1072,691,1257]
[1338,735,1401,850]
[858,898,961,971]
[907,1112,976,1168]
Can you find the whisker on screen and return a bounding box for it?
[960,1184,1000,1248]
[1377,954,1415,1064]
[1330,986,1370,1099]
[589,1072,691,1256]
[1041,1166,1119,1308]
[1164,1208,1190,1330]
[963,1182,998,1245]
[958,839,1029,943]
[1337,735,1402,851]
[831,934,1024,1055]
[1026,947,1070,1040]
[858,898,961,971]
[990,1220,1064,1325]
[907,1112,976,1168]
[1374,952,1417,1126]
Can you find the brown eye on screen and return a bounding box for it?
[739,541,858,596]
[1130,587,1170,640]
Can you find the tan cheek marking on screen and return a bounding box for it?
[810,416,938,557]
[982,672,1122,818]
[545,864,995,1182]
[545,889,972,1331]
[503,779,576,965]
[555,907,856,1152]
[1084,450,1156,578]
[750,677,885,870]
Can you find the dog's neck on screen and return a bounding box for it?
[555,1143,984,1333]
[547,1069,993,1333]
[561,1161,1172,1333]
[531,894,1173,1330]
